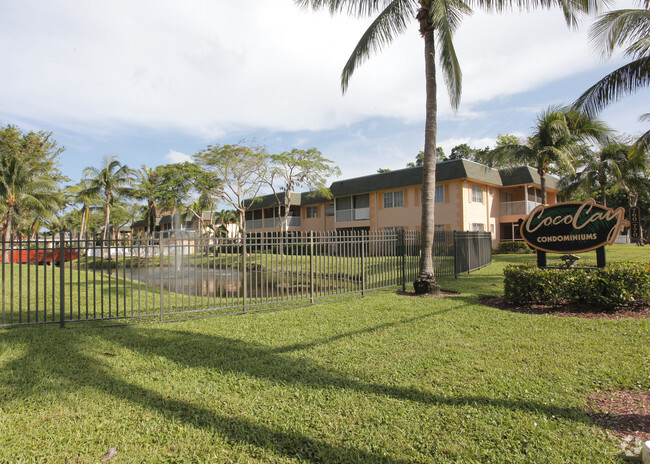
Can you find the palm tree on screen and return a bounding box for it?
[490,106,611,204]
[65,179,100,240]
[0,154,61,245]
[561,141,628,206]
[83,155,134,242]
[574,2,650,162]
[296,0,600,294]
[574,2,650,114]
[131,166,159,236]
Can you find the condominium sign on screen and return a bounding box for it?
[520,199,629,253]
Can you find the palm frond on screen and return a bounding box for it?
[589,8,650,58]
[340,0,416,92]
[430,0,471,109]
[573,56,650,115]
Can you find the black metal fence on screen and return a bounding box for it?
[0,230,492,328]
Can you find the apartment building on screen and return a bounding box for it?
[244,159,560,245]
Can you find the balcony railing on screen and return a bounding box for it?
[247,216,301,230]
[335,207,370,222]
[500,200,543,216]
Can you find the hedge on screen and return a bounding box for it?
[494,241,533,254]
[504,262,650,310]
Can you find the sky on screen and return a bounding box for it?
[1,0,648,191]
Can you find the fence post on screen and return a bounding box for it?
[242,233,247,313]
[309,231,314,304]
[453,230,458,278]
[159,238,164,322]
[400,230,406,292]
[360,231,366,297]
[59,232,65,329]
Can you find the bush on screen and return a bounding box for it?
[504,262,650,310]
[495,241,533,254]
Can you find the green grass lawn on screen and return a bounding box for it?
[0,245,648,462]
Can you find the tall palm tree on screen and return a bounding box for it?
[490,106,611,204]
[296,0,600,294]
[561,141,628,206]
[83,155,134,241]
[131,166,159,236]
[65,178,100,240]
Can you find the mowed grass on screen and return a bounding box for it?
[0,246,648,463]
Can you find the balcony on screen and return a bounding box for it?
[335,207,370,223]
[247,216,301,230]
[501,200,543,216]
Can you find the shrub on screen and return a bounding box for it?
[495,241,533,254]
[504,262,650,310]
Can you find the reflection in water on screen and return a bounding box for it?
[125,266,332,298]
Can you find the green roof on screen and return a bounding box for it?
[330,159,504,197]
[244,159,559,209]
[498,166,560,190]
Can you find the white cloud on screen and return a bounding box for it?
[165,150,193,164]
[2,0,629,139]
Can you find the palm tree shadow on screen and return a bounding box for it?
[0,308,599,462]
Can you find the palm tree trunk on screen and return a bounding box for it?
[80,205,88,241]
[539,168,547,205]
[2,208,14,263]
[102,195,111,242]
[413,9,440,295]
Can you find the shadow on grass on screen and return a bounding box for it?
[0,308,597,462]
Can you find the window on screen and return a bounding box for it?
[471,184,483,203]
[383,190,403,208]
[435,185,444,203]
[434,224,446,232]
[306,206,318,219]
[325,204,334,216]
[471,223,484,232]
[490,224,495,236]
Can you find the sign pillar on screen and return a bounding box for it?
[596,246,606,268]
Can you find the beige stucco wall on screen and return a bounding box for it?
[243,178,559,247]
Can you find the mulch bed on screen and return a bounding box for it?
[481,296,650,319]
[586,391,650,443]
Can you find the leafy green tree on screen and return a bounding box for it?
[0,125,66,246]
[194,141,268,236]
[489,106,611,204]
[296,0,596,294]
[151,162,204,218]
[267,148,341,233]
[83,155,134,241]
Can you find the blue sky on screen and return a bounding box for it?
[1,0,648,189]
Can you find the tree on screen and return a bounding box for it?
[0,125,66,245]
[131,166,160,236]
[574,3,650,116]
[489,106,611,204]
[560,141,628,206]
[83,155,134,241]
[266,148,341,233]
[194,141,268,237]
[64,178,101,240]
[296,0,596,294]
